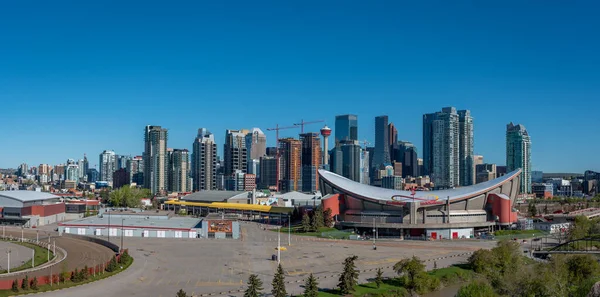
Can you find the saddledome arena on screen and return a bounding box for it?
[318,169,522,239]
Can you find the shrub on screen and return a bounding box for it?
[11,279,18,292]
[31,277,38,290]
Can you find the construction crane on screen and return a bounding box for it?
[294,119,325,134]
[266,124,300,192]
[361,140,371,150]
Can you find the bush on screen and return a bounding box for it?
[31,277,38,290]
[106,256,118,272]
[11,279,18,292]
[21,275,29,290]
[456,280,496,297]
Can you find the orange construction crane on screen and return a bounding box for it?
[266,124,300,192]
[294,119,325,134]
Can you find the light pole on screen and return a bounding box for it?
[121,218,124,252]
[277,226,281,264]
[7,249,11,273]
[36,230,39,243]
[288,214,291,246]
[21,227,24,242]
[32,249,35,268]
[47,242,50,262]
[108,210,111,242]
[372,218,376,250]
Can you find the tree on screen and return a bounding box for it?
[176,289,188,297]
[21,275,29,290]
[375,268,383,289]
[455,280,496,297]
[543,204,549,215]
[60,262,70,283]
[31,277,38,290]
[566,254,600,284]
[338,255,359,294]
[323,208,333,227]
[271,264,287,297]
[244,274,263,297]
[81,265,90,280]
[120,249,131,263]
[71,268,79,282]
[303,273,319,297]
[569,215,593,240]
[528,202,537,217]
[106,256,118,272]
[11,279,18,292]
[393,256,439,295]
[301,213,311,233]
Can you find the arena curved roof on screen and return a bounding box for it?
[0,190,60,202]
[318,169,522,202]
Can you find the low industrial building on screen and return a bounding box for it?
[0,190,66,226]
[58,210,240,239]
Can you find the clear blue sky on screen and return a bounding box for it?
[1,1,599,173]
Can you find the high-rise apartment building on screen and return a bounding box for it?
[300,132,321,192]
[169,149,190,193]
[458,110,474,186]
[18,163,28,177]
[99,150,116,183]
[245,128,266,160]
[112,168,130,188]
[472,155,484,183]
[360,148,370,185]
[127,156,144,186]
[224,129,248,176]
[65,164,79,184]
[372,116,390,169]
[506,122,532,193]
[388,122,398,162]
[117,155,131,170]
[279,138,302,193]
[423,107,473,189]
[259,156,278,190]
[82,154,89,180]
[192,128,217,191]
[144,125,168,195]
[334,114,358,143]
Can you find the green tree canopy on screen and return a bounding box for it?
[301,213,311,233]
[109,187,151,208]
[271,264,287,297]
[244,274,263,297]
[338,255,359,294]
[303,273,319,297]
[456,280,496,297]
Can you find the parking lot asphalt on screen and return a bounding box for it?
[36,222,496,297]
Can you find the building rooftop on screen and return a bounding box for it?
[182,191,247,203]
[0,190,60,202]
[59,215,202,230]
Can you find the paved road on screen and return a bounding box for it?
[0,228,114,279]
[36,222,495,297]
[0,241,33,270]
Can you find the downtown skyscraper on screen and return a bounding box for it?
[300,132,321,192]
[423,107,474,189]
[144,125,168,195]
[169,149,190,193]
[506,122,532,194]
[245,128,266,175]
[224,129,248,175]
[279,138,302,192]
[192,128,217,191]
[334,114,358,143]
[372,115,391,169]
[99,150,116,183]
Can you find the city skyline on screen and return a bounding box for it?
[1,2,599,173]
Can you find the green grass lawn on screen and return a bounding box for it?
[0,256,134,297]
[494,229,548,239]
[317,265,472,297]
[0,241,54,274]
[271,226,338,237]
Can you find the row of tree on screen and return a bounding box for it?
[458,240,600,297]
[107,187,151,208]
[300,205,333,232]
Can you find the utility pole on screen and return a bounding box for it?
[7,249,11,273]
[36,230,39,243]
[32,249,35,268]
[21,227,23,242]
[47,242,50,262]
[288,214,291,246]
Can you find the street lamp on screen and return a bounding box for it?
[277,226,281,264]
[120,218,124,252]
[288,214,291,246]
[372,218,377,250]
[108,210,111,243]
[6,249,11,273]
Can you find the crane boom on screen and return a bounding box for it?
[294,119,325,134]
[265,124,300,192]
